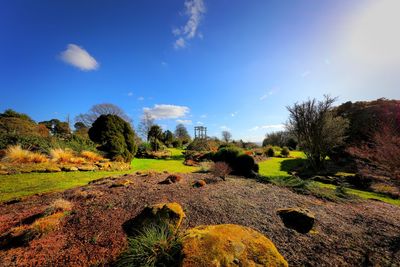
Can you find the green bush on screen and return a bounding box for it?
[265,146,275,157]
[88,114,138,162]
[117,223,182,267]
[51,134,97,153]
[0,133,53,154]
[234,154,257,176]
[186,138,211,151]
[213,147,241,166]
[171,140,182,148]
[281,146,290,157]
[136,142,152,158]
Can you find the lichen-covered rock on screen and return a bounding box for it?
[124,202,185,236]
[62,166,79,172]
[277,207,315,233]
[110,179,134,188]
[45,166,62,173]
[78,165,98,171]
[181,224,288,267]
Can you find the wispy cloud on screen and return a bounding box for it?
[143,104,190,120]
[230,111,238,117]
[137,96,145,101]
[260,88,278,101]
[200,114,207,118]
[196,121,204,125]
[173,0,206,49]
[127,92,133,97]
[248,124,285,132]
[301,70,311,78]
[220,125,231,131]
[176,119,192,125]
[60,44,99,71]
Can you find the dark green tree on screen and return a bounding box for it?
[162,130,174,147]
[88,114,138,162]
[148,125,163,151]
[174,123,191,145]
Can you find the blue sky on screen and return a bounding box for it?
[1,0,399,142]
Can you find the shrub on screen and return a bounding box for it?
[171,140,182,148]
[80,150,104,162]
[0,134,53,154]
[210,161,232,180]
[186,138,211,151]
[2,145,48,163]
[213,147,241,166]
[265,146,275,157]
[50,148,74,163]
[117,223,182,267]
[48,198,73,213]
[89,114,138,162]
[281,147,290,157]
[136,142,152,158]
[234,154,257,176]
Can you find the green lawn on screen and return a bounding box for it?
[0,170,133,202]
[258,151,400,206]
[0,148,197,202]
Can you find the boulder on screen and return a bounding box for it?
[158,174,183,184]
[110,179,134,188]
[277,207,315,233]
[61,166,79,172]
[123,202,185,236]
[193,179,206,188]
[45,166,62,173]
[181,224,288,267]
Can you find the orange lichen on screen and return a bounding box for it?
[181,224,288,267]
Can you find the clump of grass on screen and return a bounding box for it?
[31,212,65,235]
[263,175,311,193]
[48,198,73,213]
[2,145,48,163]
[69,157,86,164]
[80,150,104,162]
[50,148,74,163]
[117,223,182,267]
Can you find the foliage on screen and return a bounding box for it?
[50,148,74,163]
[162,130,174,147]
[148,125,163,151]
[281,147,290,157]
[213,146,241,166]
[80,150,104,162]
[89,114,138,162]
[39,119,71,137]
[186,138,211,151]
[347,122,400,184]
[136,142,152,158]
[117,223,182,267]
[2,145,48,163]
[265,146,275,157]
[171,139,182,148]
[0,109,35,122]
[75,103,132,127]
[51,134,98,153]
[287,95,349,170]
[210,161,232,180]
[174,124,191,145]
[233,154,258,176]
[221,131,232,142]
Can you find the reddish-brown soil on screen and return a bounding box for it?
[1,172,400,266]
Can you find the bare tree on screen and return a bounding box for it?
[286,95,349,170]
[221,131,232,143]
[137,112,154,141]
[75,103,132,127]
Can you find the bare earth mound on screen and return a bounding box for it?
[1,173,400,266]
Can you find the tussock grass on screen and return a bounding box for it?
[80,150,104,162]
[50,148,75,163]
[2,145,48,164]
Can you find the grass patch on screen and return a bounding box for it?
[131,158,198,173]
[0,170,133,202]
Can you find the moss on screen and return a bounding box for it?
[151,202,186,230]
[181,224,288,267]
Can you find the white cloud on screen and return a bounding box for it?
[249,124,285,132]
[137,96,145,101]
[200,114,207,118]
[196,121,204,125]
[161,61,168,66]
[127,92,133,97]
[301,70,311,78]
[143,104,190,120]
[260,88,278,101]
[230,111,238,117]
[60,44,99,71]
[220,125,231,131]
[176,119,192,125]
[173,0,206,49]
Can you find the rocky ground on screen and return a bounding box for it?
[1,172,400,266]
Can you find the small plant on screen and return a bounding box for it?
[50,148,74,163]
[265,146,275,157]
[48,198,73,214]
[31,212,65,236]
[80,150,104,162]
[117,223,182,267]
[281,146,290,157]
[210,161,232,180]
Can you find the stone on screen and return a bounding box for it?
[181,224,288,267]
[277,207,315,234]
[78,165,97,171]
[45,166,62,173]
[158,174,183,184]
[193,179,206,188]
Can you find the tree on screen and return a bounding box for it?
[39,119,70,137]
[221,131,232,143]
[347,122,400,184]
[175,124,191,145]
[147,125,163,151]
[162,130,174,147]
[137,112,155,141]
[88,114,138,162]
[286,95,349,170]
[75,103,132,127]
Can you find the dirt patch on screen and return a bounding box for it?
[0,173,400,266]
